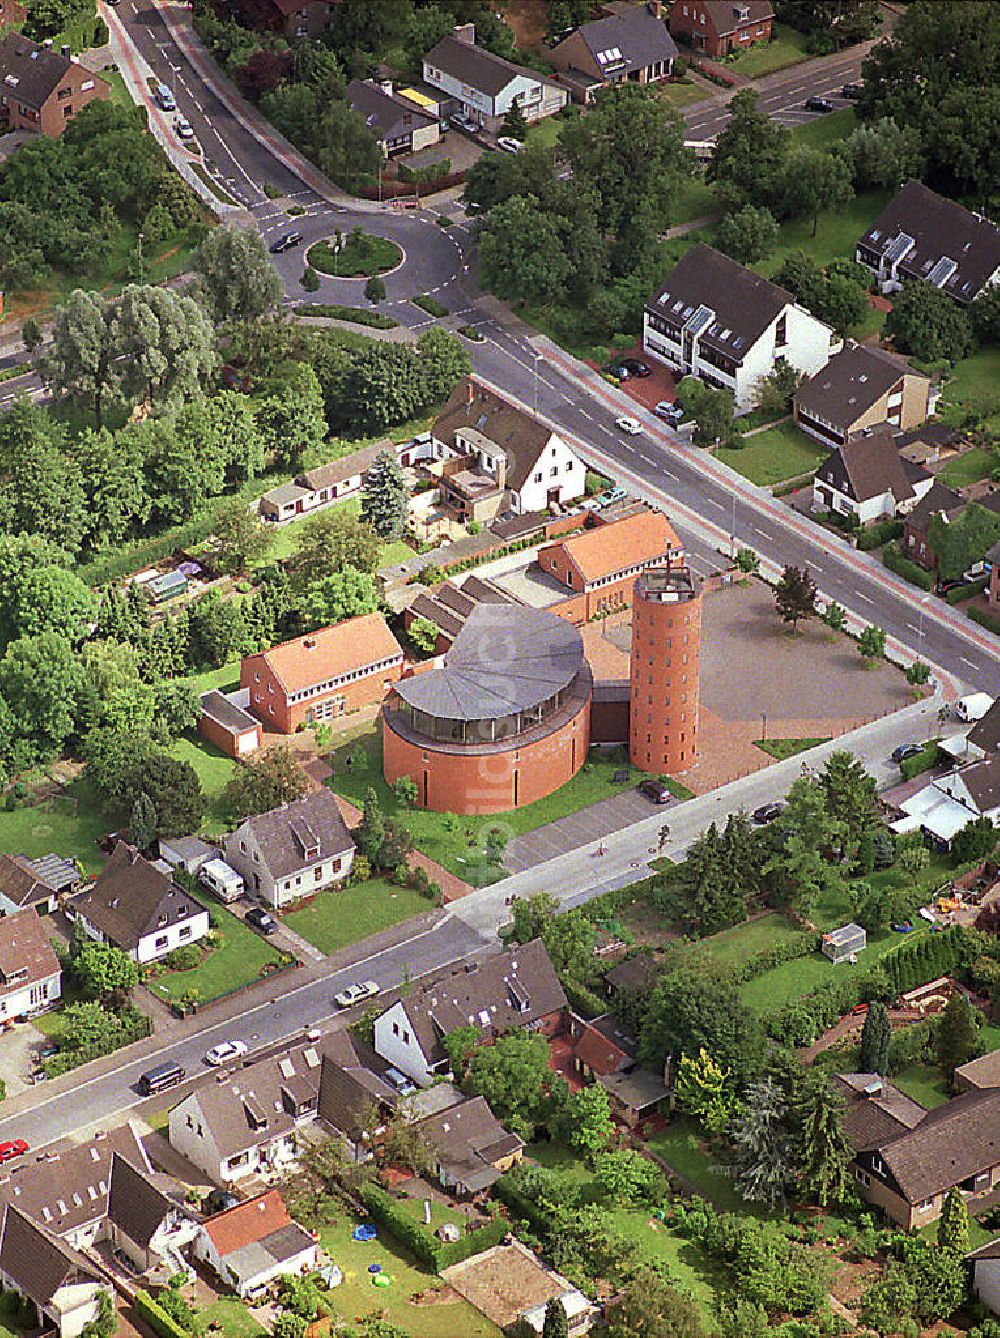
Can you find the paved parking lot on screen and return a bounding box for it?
[504,787,668,874]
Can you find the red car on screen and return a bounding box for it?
[0,1139,29,1163]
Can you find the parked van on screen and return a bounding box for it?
[953,692,993,723]
[198,858,245,903]
[138,1061,185,1096]
[155,84,176,111]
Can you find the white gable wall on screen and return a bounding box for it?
[374,1000,434,1084]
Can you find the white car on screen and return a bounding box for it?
[615,416,642,436]
[496,137,523,153]
[334,980,380,1010]
[204,1040,248,1067]
[175,118,195,140]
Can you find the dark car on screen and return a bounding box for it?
[205,1188,241,1215]
[620,357,651,378]
[935,577,970,596]
[608,362,631,381]
[891,742,923,765]
[246,907,278,935]
[752,801,784,825]
[841,82,864,100]
[805,96,836,113]
[638,778,673,804]
[269,231,303,254]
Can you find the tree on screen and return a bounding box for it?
[938,1186,971,1254]
[534,1297,568,1338]
[886,281,975,363]
[593,1148,666,1206]
[466,1030,552,1138]
[124,753,205,838]
[313,99,381,185]
[391,776,418,808]
[408,616,440,654]
[223,748,307,819]
[355,786,387,865]
[503,101,529,142]
[364,275,386,303]
[936,993,980,1080]
[729,1077,796,1208]
[752,361,802,419]
[714,205,779,264]
[479,194,572,304]
[560,1084,614,1161]
[907,660,930,686]
[214,500,274,575]
[971,283,1000,346]
[820,750,878,857]
[10,566,94,645]
[292,507,381,586]
[272,1317,307,1338]
[859,1000,892,1074]
[734,548,760,575]
[950,815,998,866]
[0,632,79,758]
[361,448,408,540]
[774,564,816,631]
[301,569,378,629]
[41,289,120,429]
[607,1268,710,1338]
[708,89,788,211]
[765,775,845,917]
[130,791,157,852]
[72,938,138,1006]
[857,624,886,664]
[673,1047,737,1135]
[111,285,219,408]
[898,1236,968,1326]
[675,377,738,448]
[823,601,847,632]
[639,968,766,1087]
[22,317,43,354]
[834,116,924,191]
[929,502,1000,582]
[794,1069,852,1207]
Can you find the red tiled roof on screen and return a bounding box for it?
[548,510,680,586]
[249,613,403,696]
[203,1190,291,1257]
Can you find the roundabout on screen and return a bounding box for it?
[305,229,404,279]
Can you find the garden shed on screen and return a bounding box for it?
[821,922,867,964]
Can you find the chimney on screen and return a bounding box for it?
[453,22,475,45]
[465,379,474,408]
[380,79,393,96]
[42,38,53,49]
[647,0,663,16]
[61,44,71,58]
[496,450,506,494]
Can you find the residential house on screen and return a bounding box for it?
[224,788,355,910]
[347,79,439,157]
[0,32,108,136]
[0,1124,149,1250]
[643,244,839,411]
[106,1153,199,1279]
[228,0,334,38]
[970,1236,1000,1316]
[954,1047,1000,1094]
[193,1190,317,1298]
[0,2,26,30]
[411,1091,523,1197]
[316,1044,402,1160]
[603,951,658,1002]
[258,438,402,522]
[423,24,568,134]
[668,0,773,58]
[892,752,1000,849]
[69,843,210,964]
[548,3,677,103]
[856,180,1000,305]
[0,908,61,1023]
[569,1013,637,1082]
[239,613,404,733]
[597,1065,670,1130]
[0,851,77,917]
[793,342,933,448]
[199,688,262,760]
[811,428,934,526]
[430,377,587,519]
[836,1074,1000,1229]
[537,508,683,621]
[0,1206,104,1338]
[374,939,567,1085]
[900,480,966,571]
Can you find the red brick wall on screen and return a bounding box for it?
[6,63,109,137]
[241,654,402,733]
[629,584,702,774]
[668,2,772,57]
[382,697,591,814]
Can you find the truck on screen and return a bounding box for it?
[953,692,993,723]
[198,858,245,903]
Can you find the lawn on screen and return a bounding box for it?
[195,1299,265,1338]
[0,782,108,875]
[717,420,829,487]
[755,736,831,760]
[147,887,286,1006]
[726,22,811,77]
[169,734,238,831]
[327,735,662,885]
[673,173,719,225]
[756,187,891,277]
[787,107,857,151]
[316,1209,501,1336]
[891,1063,950,1110]
[937,446,996,488]
[307,233,402,277]
[267,494,415,568]
[685,911,810,969]
[283,878,431,955]
[646,1120,762,1216]
[524,116,563,150]
[179,661,242,696]
[655,78,712,111]
[938,347,1000,431]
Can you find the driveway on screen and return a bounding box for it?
[0,1021,47,1100]
[504,788,671,874]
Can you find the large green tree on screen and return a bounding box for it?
[466,1030,553,1139]
[859,1000,892,1074]
[794,1070,852,1207]
[41,289,120,429]
[729,1077,796,1208]
[191,224,282,325]
[292,508,381,586]
[885,281,975,363]
[928,502,1000,582]
[936,993,980,1080]
[111,284,219,407]
[0,632,80,758]
[607,1269,710,1338]
[708,89,788,210]
[361,448,408,540]
[639,968,766,1086]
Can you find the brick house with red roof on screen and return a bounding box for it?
[668,0,773,57]
[239,613,403,733]
[0,32,108,137]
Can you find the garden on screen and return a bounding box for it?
[722,22,811,79]
[283,877,431,955]
[307,230,403,278]
[716,420,831,487]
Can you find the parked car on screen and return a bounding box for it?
[935,577,970,596]
[841,82,864,99]
[246,907,278,935]
[154,84,176,112]
[805,96,836,113]
[620,357,651,378]
[597,486,628,507]
[496,137,523,153]
[615,416,642,436]
[653,400,684,425]
[204,1040,249,1067]
[891,742,923,765]
[752,801,784,824]
[334,980,380,1010]
[638,778,673,804]
[0,1140,28,1164]
[205,1188,241,1215]
[175,118,195,140]
[608,362,630,380]
[269,231,304,254]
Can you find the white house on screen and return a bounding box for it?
[970,1237,1000,1315]
[0,908,61,1023]
[892,753,1000,849]
[811,427,934,526]
[224,788,355,910]
[423,23,567,134]
[105,1153,200,1280]
[193,1190,317,1299]
[0,1206,105,1338]
[643,243,840,411]
[69,843,209,964]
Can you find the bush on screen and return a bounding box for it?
[135,1292,191,1338]
[857,519,903,551]
[160,943,205,971]
[969,604,1000,635]
[882,542,934,592]
[947,576,988,604]
[413,294,449,318]
[296,303,398,330]
[900,742,941,781]
[359,1184,506,1269]
[300,267,320,292]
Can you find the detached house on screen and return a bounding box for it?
[0,909,61,1023]
[548,3,677,103]
[239,613,404,733]
[430,377,586,520]
[0,32,107,137]
[70,844,209,965]
[538,508,683,621]
[411,1090,523,1197]
[668,0,773,58]
[643,244,839,411]
[258,438,403,523]
[423,23,567,134]
[793,342,933,448]
[105,1153,199,1279]
[347,79,440,158]
[374,939,567,1086]
[856,180,1000,305]
[0,1206,104,1338]
[224,787,355,909]
[229,0,334,38]
[0,852,78,918]
[893,752,1000,849]
[971,1237,1000,1317]
[812,428,933,526]
[193,1190,317,1299]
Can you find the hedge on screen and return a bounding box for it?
[882,542,934,592]
[731,932,817,984]
[968,604,1000,635]
[295,303,398,329]
[857,519,903,551]
[947,576,989,605]
[900,740,941,781]
[495,1173,552,1237]
[135,1292,190,1338]
[359,1183,507,1271]
[562,976,607,1019]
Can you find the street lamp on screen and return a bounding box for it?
[532,350,541,417]
[137,230,144,284]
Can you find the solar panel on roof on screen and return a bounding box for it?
[884,232,915,266]
[927,256,957,288]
